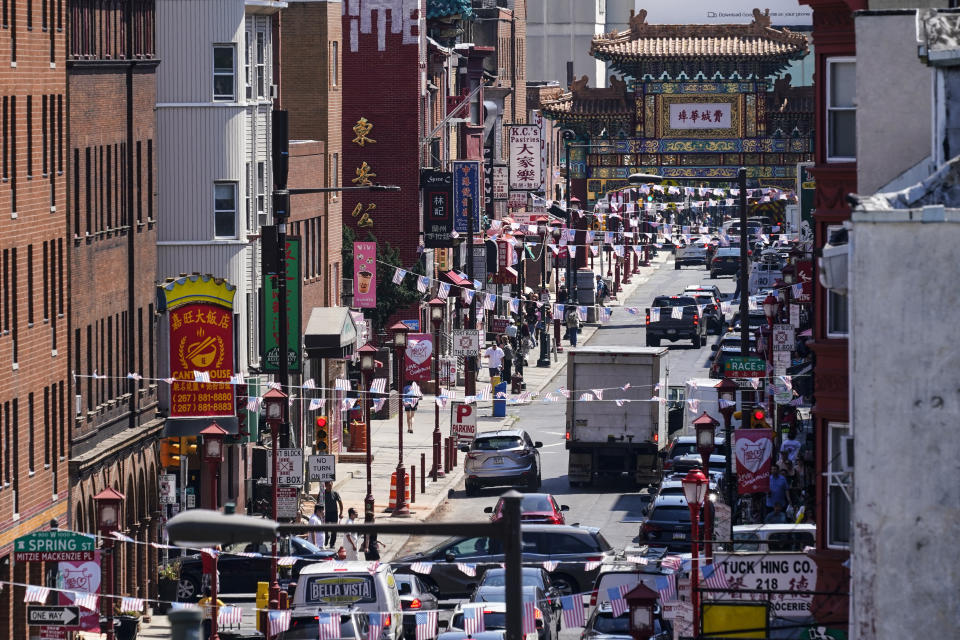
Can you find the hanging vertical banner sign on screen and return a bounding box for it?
[421,169,453,248]
[353,242,377,308]
[508,125,543,191]
[160,275,237,419]
[532,110,547,186]
[404,333,433,382]
[453,160,482,233]
[58,552,102,632]
[262,237,302,373]
[483,146,495,217]
[734,429,775,494]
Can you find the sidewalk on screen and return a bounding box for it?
[114,252,670,640]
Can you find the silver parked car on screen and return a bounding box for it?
[461,429,542,495]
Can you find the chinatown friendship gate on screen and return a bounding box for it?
[541,8,814,209]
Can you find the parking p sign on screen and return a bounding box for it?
[450,402,477,445]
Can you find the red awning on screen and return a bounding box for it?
[442,270,473,288]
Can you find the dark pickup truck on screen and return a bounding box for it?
[644,295,707,348]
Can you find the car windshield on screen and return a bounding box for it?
[733,532,760,552]
[670,442,698,458]
[716,248,741,256]
[480,571,543,588]
[293,536,326,554]
[652,297,695,307]
[521,495,554,511]
[649,506,691,523]
[592,611,630,635]
[474,437,523,451]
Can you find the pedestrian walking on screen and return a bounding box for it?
[343,508,360,561]
[361,511,385,561]
[765,464,790,518]
[484,341,504,381]
[596,275,609,307]
[320,481,343,548]
[565,307,581,347]
[402,382,420,433]
[308,503,325,548]
[500,336,513,383]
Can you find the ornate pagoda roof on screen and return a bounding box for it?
[591,8,808,77]
[540,75,634,124]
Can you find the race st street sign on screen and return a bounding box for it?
[27,606,80,628]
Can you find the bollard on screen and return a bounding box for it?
[410,465,416,503]
[453,437,458,467]
[279,590,289,609]
[444,438,450,473]
[169,607,203,640]
[421,453,426,495]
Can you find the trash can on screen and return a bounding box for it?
[492,382,507,417]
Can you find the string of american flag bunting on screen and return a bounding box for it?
[0,553,732,634]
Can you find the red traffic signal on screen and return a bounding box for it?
[753,409,765,421]
[316,416,327,428]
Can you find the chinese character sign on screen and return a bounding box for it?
[493,166,508,200]
[168,303,235,418]
[354,242,377,308]
[508,125,543,191]
[453,161,481,233]
[421,170,453,248]
[669,103,733,129]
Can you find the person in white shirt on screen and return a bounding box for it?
[308,504,325,548]
[484,343,504,380]
[343,507,360,561]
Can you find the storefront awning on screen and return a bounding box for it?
[304,307,358,359]
[162,416,239,437]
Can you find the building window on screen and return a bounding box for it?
[213,45,236,101]
[214,181,238,238]
[256,31,265,98]
[244,30,251,99]
[256,161,265,215]
[827,422,852,548]
[826,57,856,162]
[331,153,339,190]
[331,40,338,87]
[826,290,848,337]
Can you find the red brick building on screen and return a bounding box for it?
[0,0,69,635]
[66,0,162,611]
[799,0,863,633]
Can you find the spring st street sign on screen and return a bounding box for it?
[14,530,95,563]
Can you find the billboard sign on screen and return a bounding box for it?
[263,237,302,372]
[508,125,543,191]
[421,169,454,248]
[162,275,237,419]
[638,1,812,26]
[711,553,818,617]
[453,161,482,233]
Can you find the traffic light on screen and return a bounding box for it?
[159,438,181,468]
[750,408,770,429]
[182,436,198,457]
[315,416,329,453]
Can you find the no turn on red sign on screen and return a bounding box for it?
[450,402,477,445]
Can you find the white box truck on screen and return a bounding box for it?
[565,347,668,487]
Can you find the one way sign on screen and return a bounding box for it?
[27,606,79,627]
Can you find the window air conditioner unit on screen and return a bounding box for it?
[818,242,848,294]
[270,84,279,99]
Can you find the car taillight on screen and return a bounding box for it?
[586,556,602,564]
[565,431,570,441]
[645,312,650,325]
[693,314,699,325]
[590,590,598,606]
[383,615,391,627]
[466,453,480,462]
[409,599,422,610]
[641,522,661,535]
[548,515,563,524]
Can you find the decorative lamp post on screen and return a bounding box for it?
[624,582,659,640]
[550,223,564,353]
[200,423,227,640]
[94,487,125,640]
[681,467,709,639]
[693,412,718,564]
[428,298,446,480]
[261,387,287,615]
[716,378,738,534]
[389,321,411,516]
[357,343,379,514]
[762,293,778,328]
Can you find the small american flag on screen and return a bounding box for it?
[560,595,584,627]
[393,268,408,285]
[366,561,380,575]
[24,586,49,604]
[671,306,684,320]
[461,289,474,304]
[463,604,485,635]
[476,384,491,401]
[410,562,433,575]
[318,612,340,640]
[584,561,601,572]
[277,556,297,567]
[542,561,557,572]
[230,373,244,385]
[522,602,537,635]
[701,563,730,590]
[193,370,211,383]
[557,387,570,398]
[578,393,593,402]
[217,605,242,626]
[267,610,291,636]
[417,276,429,293]
[335,378,352,391]
[510,298,520,312]
[649,308,660,322]
[247,396,262,412]
[661,556,683,572]
[73,592,98,612]
[309,398,324,411]
[438,282,451,299]
[415,610,438,640]
[120,597,144,613]
[591,389,604,400]
[367,613,385,640]
[655,574,677,602]
[112,531,135,542]
[457,563,476,577]
[608,585,628,617]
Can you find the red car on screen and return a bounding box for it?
[484,493,570,525]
